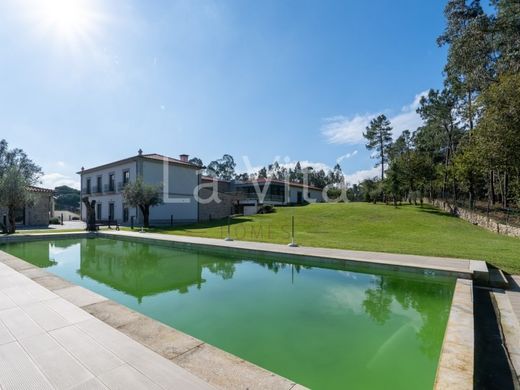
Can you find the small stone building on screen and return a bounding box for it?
[0,186,55,227]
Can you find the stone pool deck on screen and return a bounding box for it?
[0,252,214,390]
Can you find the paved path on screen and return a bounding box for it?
[0,258,213,390]
[104,230,482,278]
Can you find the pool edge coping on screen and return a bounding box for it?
[0,248,305,390]
[434,279,474,389]
[2,230,488,281]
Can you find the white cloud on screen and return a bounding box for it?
[322,90,429,145]
[40,173,80,190]
[336,150,358,163]
[343,167,380,185]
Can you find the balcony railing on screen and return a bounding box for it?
[104,183,116,193]
[93,185,103,194]
[243,193,285,203]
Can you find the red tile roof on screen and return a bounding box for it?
[27,186,54,193]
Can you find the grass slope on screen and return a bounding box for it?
[149,203,520,274]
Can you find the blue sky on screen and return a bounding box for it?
[0,0,448,189]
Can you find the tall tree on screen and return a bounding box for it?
[438,0,494,132]
[188,157,203,167]
[207,154,236,180]
[493,0,520,74]
[363,114,393,181]
[417,89,462,200]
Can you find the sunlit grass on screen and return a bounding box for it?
[138,203,520,274]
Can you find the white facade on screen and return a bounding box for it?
[79,154,200,226]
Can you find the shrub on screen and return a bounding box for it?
[49,217,61,225]
[257,204,275,214]
[72,216,79,221]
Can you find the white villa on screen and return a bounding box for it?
[79,150,324,225]
[79,150,201,226]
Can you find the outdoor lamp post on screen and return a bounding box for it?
[288,215,298,247]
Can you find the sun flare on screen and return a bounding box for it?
[30,0,102,48]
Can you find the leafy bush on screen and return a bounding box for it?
[49,217,61,225]
[71,216,79,221]
[258,204,275,214]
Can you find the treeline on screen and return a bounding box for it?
[357,0,520,210]
[189,154,345,189]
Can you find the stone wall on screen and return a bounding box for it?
[0,192,53,227]
[198,189,242,221]
[432,199,520,238]
[25,192,53,226]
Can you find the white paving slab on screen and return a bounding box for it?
[0,252,215,390]
[0,320,15,345]
[0,341,54,390]
[21,302,71,331]
[50,325,125,376]
[54,285,108,307]
[97,364,162,390]
[18,332,94,389]
[0,307,45,340]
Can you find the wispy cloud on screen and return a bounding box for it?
[336,150,358,163]
[343,167,380,185]
[40,173,79,189]
[322,91,428,145]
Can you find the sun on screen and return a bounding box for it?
[31,0,102,48]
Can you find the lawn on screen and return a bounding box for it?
[144,202,520,274]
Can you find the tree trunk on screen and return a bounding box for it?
[82,197,97,232]
[140,205,150,228]
[490,170,496,205]
[503,171,508,209]
[7,206,16,234]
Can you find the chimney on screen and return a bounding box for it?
[138,148,143,156]
[179,154,189,162]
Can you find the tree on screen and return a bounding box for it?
[472,73,520,208]
[493,0,520,75]
[417,89,462,201]
[207,154,236,180]
[55,185,80,212]
[438,0,494,132]
[82,197,97,232]
[0,140,42,233]
[0,139,42,180]
[234,172,250,181]
[363,115,393,181]
[188,157,204,167]
[122,177,163,228]
[0,166,33,233]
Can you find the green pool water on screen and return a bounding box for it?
[1,238,455,389]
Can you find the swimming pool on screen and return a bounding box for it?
[1,237,455,389]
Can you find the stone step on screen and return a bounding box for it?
[489,268,509,289]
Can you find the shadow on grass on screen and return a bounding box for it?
[417,207,458,218]
[153,216,253,233]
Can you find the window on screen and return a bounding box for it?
[109,173,115,192]
[123,207,129,223]
[86,178,91,194]
[96,203,102,220]
[123,170,130,185]
[97,176,102,193]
